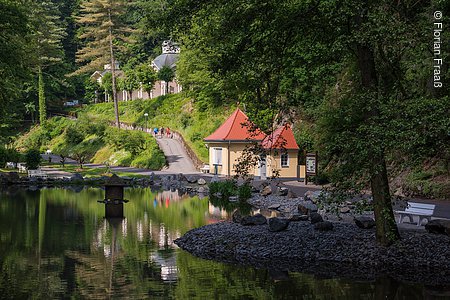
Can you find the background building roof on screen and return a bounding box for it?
[152,53,179,71]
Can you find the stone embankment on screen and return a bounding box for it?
[0,171,211,195]
[175,186,450,285]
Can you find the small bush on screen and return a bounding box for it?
[25,149,41,170]
[237,183,252,200]
[209,179,238,199]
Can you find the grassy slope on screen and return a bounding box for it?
[15,117,166,171]
[80,93,235,162]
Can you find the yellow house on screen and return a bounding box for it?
[204,108,301,179]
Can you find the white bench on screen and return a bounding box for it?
[28,168,48,179]
[5,162,16,169]
[200,164,210,173]
[396,202,435,226]
[17,163,27,173]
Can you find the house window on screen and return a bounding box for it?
[213,148,222,165]
[281,153,289,167]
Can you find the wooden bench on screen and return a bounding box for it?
[28,168,48,179]
[396,202,435,226]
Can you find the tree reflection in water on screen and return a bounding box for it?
[0,187,443,299]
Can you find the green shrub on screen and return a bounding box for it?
[131,150,166,169]
[209,179,238,199]
[25,149,41,170]
[0,147,6,168]
[237,183,252,200]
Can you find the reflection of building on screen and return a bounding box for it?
[204,108,302,178]
[208,203,230,223]
[149,253,178,282]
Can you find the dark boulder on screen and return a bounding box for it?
[261,185,272,196]
[232,210,243,223]
[287,190,298,198]
[354,216,376,229]
[314,221,333,231]
[289,214,309,222]
[298,201,318,215]
[277,187,289,196]
[70,173,84,181]
[3,172,20,183]
[241,214,267,226]
[310,212,323,224]
[187,176,197,183]
[425,219,450,236]
[268,217,290,232]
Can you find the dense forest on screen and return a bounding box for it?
[1,0,449,245]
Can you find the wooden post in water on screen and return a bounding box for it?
[103,174,128,218]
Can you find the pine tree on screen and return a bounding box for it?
[75,0,132,128]
[28,0,66,124]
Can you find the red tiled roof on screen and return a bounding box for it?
[262,124,299,150]
[204,108,266,142]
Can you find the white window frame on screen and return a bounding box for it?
[281,153,289,167]
[212,148,223,165]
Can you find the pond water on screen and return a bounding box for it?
[0,187,445,299]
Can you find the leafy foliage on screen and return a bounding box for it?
[25,149,41,170]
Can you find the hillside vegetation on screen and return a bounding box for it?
[15,116,165,170]
[80,93,235,162]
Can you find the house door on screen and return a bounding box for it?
[259,155,267,180]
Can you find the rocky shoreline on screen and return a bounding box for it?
[175,191,450,286]
[0,171,211,195]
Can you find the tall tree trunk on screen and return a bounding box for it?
[108,9,120,128]
[356,42,400,246]
[38,66,46,124]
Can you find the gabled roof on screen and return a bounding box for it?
[204,108,266,142]
[152,53,179,71]
[262,124,299,150]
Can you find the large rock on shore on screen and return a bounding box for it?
[261,186,272,196]
[241,214,267,226]
[298,201,318,215]
[425,219,450,236]
[314,221,333,231]
[354,216,376,229]
[1,172,20,183]
[310,212,323,224]
[268,217,290,232]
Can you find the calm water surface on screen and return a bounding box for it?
[0,187,446,299]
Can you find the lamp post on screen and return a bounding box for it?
[144,113,148,133]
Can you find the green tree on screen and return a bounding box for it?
[28,0,66,124]
[157,65,175,95]
[25,149,41,170]
[164,0,450,245]
[0,0,31,142]
[135,63,157,97]
[75,0,132,128]
[123,68,140,100]
[25,102,36,124]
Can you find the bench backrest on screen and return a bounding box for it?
[405,202,435,215]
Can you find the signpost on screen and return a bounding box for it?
[305,152,318,185]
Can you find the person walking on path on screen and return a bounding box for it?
[160,127,165,138]
[166,127,171,138]
[153,127,159,137]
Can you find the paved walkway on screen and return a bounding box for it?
[155,136,197,173]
